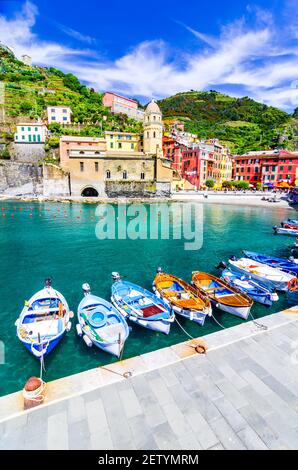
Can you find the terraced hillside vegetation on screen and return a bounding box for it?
[158,91,298,154]
[0,45,143,145]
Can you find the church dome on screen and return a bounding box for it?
[145,99,162,115]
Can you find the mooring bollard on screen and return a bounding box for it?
[23,376,46,410]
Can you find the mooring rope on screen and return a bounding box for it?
[22,378,46,402]
[210,312,227,329]
[175,316,196,340]
[249,311,268,330]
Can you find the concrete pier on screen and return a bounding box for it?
[1,307,298,450]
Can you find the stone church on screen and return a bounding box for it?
[44,100,175,198]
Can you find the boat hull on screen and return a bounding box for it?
[274,228,298,236]
[78,293,129,357]
[211,299,250,320]
[153,285,210,326]
[171,304,210,326]
[153,273,212,327]
[22,334,64,358]
[16,286,70,360]
[229,262,290,291]
[90,337,124,357]
[243,250,298,276]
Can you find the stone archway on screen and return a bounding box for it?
[81,186,99,197]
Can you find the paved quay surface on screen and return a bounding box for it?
[1,308,298,450]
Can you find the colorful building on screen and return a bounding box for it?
[56,100,175,197]
[102,92,145,121]
[162,135,184,172]
[14,123,48,143]
[232,150,298,188]
[105,131,141,152]
[47,106,72,124]
[164,140,232,189]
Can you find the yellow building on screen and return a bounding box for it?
[105,131,141,152]
[49,100,175,198]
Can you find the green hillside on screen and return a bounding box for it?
[0,45,143,142]
[1,44,297,155]
[158,91,298,153]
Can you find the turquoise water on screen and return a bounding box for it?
[0,200,294,396]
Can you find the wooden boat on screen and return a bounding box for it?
[111,273,175,334]
[243,250,298,275]
[192,271,253,319]
[273,225,298,236]
[15,278,71,359]
[221,268,278,306]
[228,256,296,291]
[77,283,129,357]
[153,270,212,326]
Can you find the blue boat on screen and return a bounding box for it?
[77,283,129,357]
[111,273,175,334]
[221,269,278,307]
[243,250,298,276]
[15,279,72,359]
[283,219,298,227]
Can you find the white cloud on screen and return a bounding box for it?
[56,23,96,45]
[0,1,95,64]
[0,1,297,111]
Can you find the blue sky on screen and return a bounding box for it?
[0,0,297,111]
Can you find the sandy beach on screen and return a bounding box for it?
[0,191,294,209]
[171,191,294,209]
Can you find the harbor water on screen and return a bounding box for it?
[0,200,294,396]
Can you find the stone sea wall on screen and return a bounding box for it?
[0,160,43,195]
[43,163,70,197]
[10,143,45,163]
[105,180,158,198]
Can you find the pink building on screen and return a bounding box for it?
[102,92,145,121]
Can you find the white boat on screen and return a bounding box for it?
[111,273,175,334]
[15,278,71,358]
[273,226,298,236]
[77,283,129,357]
[228,257,296,291]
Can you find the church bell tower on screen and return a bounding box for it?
[143,99,163,156]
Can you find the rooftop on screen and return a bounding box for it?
[105,131,140,137]
[235,150,298,158]
[60,136,104,142]
[104,91,138,104]
[145,99,162,115]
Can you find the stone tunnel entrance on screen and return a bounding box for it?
[81,187,99,197]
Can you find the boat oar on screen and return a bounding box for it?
[115,293,143,317]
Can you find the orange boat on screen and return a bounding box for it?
[153,270,211,326]
[192,271,253,319]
